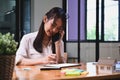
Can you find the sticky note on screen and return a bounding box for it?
[65,71,80,76]
[81,71,89,75]
[61,68,87,76]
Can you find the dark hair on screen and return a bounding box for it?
[33,7,66,53]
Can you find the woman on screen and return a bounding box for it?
[15,7,66,66]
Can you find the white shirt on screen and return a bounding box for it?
[15,31,64,65]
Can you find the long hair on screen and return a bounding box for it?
[33,7,66,53]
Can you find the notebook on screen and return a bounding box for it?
[40,63,81,70]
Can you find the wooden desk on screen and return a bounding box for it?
[12,63,120,80]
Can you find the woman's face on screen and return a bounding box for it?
[44,17,63,37]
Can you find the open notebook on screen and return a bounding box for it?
[40,63,81,70]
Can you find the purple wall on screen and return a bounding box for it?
[80,0,85,40]
[68,0,78,41]
[68,0,85,41]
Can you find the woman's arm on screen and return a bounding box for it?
[15,35,29,65]
[55,40,64,63]
[55,30,65,63]
[17,54,57,66]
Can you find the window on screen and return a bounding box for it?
[22,0,31,35]
[67,0,119,41]
[0,0,31,42]
[0,0,16,34]
[104,0,118,41]
[87,0,119,41]
[87,0,96,40]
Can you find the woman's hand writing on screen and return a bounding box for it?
[42,54,57,64]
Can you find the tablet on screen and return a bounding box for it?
[40,63,81,70]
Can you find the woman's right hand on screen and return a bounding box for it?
[42,54,57,64]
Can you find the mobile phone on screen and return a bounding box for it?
[52,33,60,42]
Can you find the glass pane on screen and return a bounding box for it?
[22,0,31,35]
[104,0,118,41]
[87,0,96,40]
[0,0,16,34]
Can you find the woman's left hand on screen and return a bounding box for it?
[59,30,64,40]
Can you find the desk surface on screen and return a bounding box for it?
[12,63,120,80]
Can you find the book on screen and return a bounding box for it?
[40,63,81,70]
